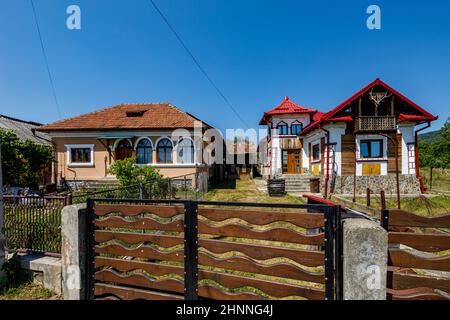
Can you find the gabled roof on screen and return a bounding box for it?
[37,103,209,132]
[259,96,317,125]
[301,78,438,134]
[0,115,51,145]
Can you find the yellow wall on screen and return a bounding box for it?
[53,136,207,183]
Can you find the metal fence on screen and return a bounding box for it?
[3,195,71,254]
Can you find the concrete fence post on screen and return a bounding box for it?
[343,218,388,300]
[61,203,87,300]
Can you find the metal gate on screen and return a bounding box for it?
[86,199,342,300]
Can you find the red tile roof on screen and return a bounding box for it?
[37,103,208,132]
[259,96,317,125]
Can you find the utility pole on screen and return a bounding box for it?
[0,139,5,268]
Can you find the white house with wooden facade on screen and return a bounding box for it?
[259,79,438,196]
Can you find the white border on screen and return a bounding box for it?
[65,144,95,167]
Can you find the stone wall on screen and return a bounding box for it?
[331,174,421,195]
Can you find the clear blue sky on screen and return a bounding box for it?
[0,0,449,133]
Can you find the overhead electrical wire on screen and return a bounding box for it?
[149,0,249,129]
[30,0,62,118]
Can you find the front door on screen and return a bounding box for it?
[282,149,302,174]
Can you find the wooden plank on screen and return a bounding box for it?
[95,204,184,217]
[199,238,324,267]
[95,244,184,262]
[95,216,183,232]
[198,221,324,245]
[390,272,450,293]
[198,208,324,228]
[388,232,450,252]
[388,210,450,228]
[387,288,448,300]
[198,285,265,300]
[198,252,324,284]
[199,270,324,300]
[95,283,183,300]
[95,256,184,277]
[341,134,356,176]
[95,230,184,247]
[95,269,184,294]
[388,248,450,272]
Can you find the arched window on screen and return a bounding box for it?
[157,138,173,163]
[277,121,288,135]
[115,139,133,160]
[290,121,302,135]
[177,139,194,163]
[136,139,152,164]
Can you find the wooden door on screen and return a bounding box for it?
[283,149,302,174]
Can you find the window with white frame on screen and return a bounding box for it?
[407,143,416,174]
[66,144,94,166]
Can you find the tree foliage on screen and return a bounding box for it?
[419,122,450,168]
[108,157,175,198]
[0,130,54,188]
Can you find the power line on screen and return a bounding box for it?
[149,0,249,129]
[30,0,62,118]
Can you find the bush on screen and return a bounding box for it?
[0,130,53,188]
[108,157,176,199]
[0,253,23,293]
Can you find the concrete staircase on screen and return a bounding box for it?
[281,174,312,193]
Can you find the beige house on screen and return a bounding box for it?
[37,103,218,190]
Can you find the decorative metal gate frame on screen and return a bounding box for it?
[86,198,343,300]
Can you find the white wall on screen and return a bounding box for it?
[397,124,415,174]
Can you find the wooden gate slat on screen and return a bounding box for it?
[199,238,324,267]
[388,210,450,228]
[95,283,183,300]
[388,232,450,252]
[388,248,450,272]
[390,271,450,293]
[95,256,184,277]
[95,204,184,218]
[198,270,325,300]
[95,269,184,294]
[95,216,183,232]
[198,252,324,284]
[198,208,324,228]
[198,221,324,245]
[95,230,184,247]
[95,244,184,262]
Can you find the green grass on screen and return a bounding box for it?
[0,282,59,300]
[339,194,450,217]
[420,167,450,192]
[203,178,304,205]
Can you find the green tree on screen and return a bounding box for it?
[0,130,53,188]
[419,122,450,169]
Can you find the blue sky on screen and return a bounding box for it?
[0,0,449,133]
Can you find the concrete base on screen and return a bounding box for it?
[20,254,62,295]
[343,219,388,300]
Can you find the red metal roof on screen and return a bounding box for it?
[259,96,317,125]
[301,78,438,134]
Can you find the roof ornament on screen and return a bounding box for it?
[369,88,391,107]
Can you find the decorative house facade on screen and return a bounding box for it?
[37,103,218,191]
[259,79,438,195]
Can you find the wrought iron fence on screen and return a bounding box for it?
[3,195,70,254]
